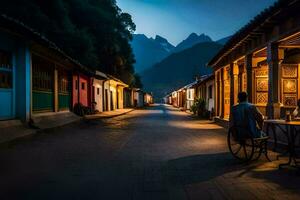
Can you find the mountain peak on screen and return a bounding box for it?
[173,33,212,53]
[131,33,175,72]
[134,34,148,40]
[186,33,211,41]
[154,35,168,43]
[188,33,198,39]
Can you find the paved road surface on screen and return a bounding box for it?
[1,104,300,200]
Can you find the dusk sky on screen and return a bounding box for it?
[117,0,277,45]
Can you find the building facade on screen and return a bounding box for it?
[194,75,215,113]
[0,29,31,121]
[209,0,300,121]
[0,14,92,123]
[92,71,108,112]
[144,93,153,106]
[133,88,144,107]
[72,73,92,108]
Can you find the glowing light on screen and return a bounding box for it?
[168,121,223,130]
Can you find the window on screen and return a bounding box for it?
[59,71,69,93]
[0,50,12,69]
[0,50,12,89]
[81,82,85,90]
[0,71,12,89]
[208,85,213,99]
[97,88,100,95]
[32,55,53,91]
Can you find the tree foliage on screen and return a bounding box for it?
[131,74,143,88]
[1,0,139,86]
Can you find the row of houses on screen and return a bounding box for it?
[165,0,300,125]
[164,74,215,115]
[0,14,152,124]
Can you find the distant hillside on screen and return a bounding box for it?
[131,33,216,73]
[216,35,232,45]
[141,42,223,100]
[173,33,212,53]
[131,34,174,72]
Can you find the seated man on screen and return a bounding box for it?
[230,92,265,138]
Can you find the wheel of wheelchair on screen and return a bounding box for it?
[227,127,255,162]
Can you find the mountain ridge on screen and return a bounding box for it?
[173,33,212,53]
[131,33,230,73]
[140,41,223,100]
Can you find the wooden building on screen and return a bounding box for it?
[144,92,153,106]
[208,0,300,122]
[185,81,197,110]
[133,88,144,108]
[163,94,172,105]
[171,91,178,107]
[0,14,91,122]
[124,88,134,108]
[72,73,92,108]
[107,75,128,110]
[194,74,215,113]
[176,88,186,109]
[92,71,108,112]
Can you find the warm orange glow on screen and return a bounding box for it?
[168,121,223,130]
[285,80,292,90]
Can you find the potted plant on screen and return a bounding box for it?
[190,103,198,115]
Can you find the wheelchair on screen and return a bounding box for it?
[227,126,271,162]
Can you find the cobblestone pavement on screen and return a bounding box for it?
[1,104,300,200]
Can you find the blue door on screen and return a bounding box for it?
[0,50,14,120]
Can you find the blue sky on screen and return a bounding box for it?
[117,0,277,45]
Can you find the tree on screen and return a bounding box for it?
[131,74,143,88]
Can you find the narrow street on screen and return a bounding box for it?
[1,104,300,200]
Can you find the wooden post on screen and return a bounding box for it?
[54,67,58,112]
[266,42,283,119]
[230,63,239,107]
[77,73,80,104]
[220,68,225,119]
[245,53,253,103]
[214,71,219,117]
[238,64,245,92]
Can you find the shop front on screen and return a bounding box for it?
[209,0,300,122]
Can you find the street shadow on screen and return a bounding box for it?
[166,152,240,185]
[166,152,300,195]
[245,161,300,190]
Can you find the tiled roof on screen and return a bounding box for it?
[0,14,94,74]
[208,0,298,67]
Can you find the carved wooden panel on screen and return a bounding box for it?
[283,94,297,106]
[281,64,298,107]
[282,79,297,93]
[256,78,269,92]
[282,64,298,78]
[256,93,268,104]
[255,69,268,77]
[255,66,269,105]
